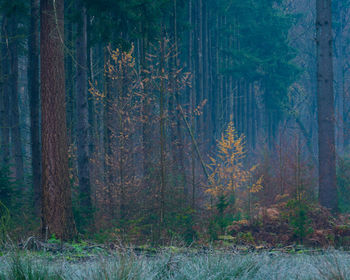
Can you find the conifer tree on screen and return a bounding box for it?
[41,0,76,240]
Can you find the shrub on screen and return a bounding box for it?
[284,199,313,244]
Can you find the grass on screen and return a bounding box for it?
[1,250,350,279]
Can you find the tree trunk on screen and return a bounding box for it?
[103,45,115,220]
[170,0,187,203]
[196,0,204,139]
[76,4,93,230]
[202,0,209,143]
[188,0,197,210]
[28,0,41,213]
[40,0,76,240]
[65,8,75,145]
[141,36,154,212]
[0,18,10,166]
[9,15,24,182]
[158,30,167,241]
[316,0,337,211]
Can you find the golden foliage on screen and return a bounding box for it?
[206,122,263,198]
[107,45,136,79]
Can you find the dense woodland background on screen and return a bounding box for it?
[0,0,349,245]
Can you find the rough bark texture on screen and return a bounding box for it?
[76,4,93,229]
[40,0,76,240]
[28,0,41,213]
[316,0,337,211]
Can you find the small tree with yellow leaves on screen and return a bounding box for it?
[89,46,142,229]
[207,122,262,230]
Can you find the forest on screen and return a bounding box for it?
[1,0,350,279]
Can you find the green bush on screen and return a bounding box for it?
[166,208,197,244]
[284,199,313,244]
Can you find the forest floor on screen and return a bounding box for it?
[2,205,350,279]
[1,245,350,279]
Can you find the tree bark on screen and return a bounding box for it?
[9,15,24,182]
[141,36,154,209]
[103,45,115,220]
[65,7,75,145]
[316,0,337,211]
[158,31,167,241]
[40,0,76,240]
[195,0,203,138]
[0,18,10,166]
[28,0,41,213]
[76,4,93,230]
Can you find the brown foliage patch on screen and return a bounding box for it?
[226,205,350,247]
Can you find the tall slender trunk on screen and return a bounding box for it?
[316,0,337,211]
[103,46,115,220]
[118,86,126,222]
[188,0,197,210]
[158,30,167,241]
[0,18,10,166]
[76,4,93,230]
[211,8,219,145]
[9,15,24,183]
[87,16,96,157]
[171,0,187,203]
[334,0,345,154]
[40,0,76,240]
[28,0,41,213]
[202,0,209,143]
[141,35,154,213]
[65,9,75,144]
[195,0,203,138]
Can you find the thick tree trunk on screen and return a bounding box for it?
[28,0,41,213]
[40,0,76,240]
[9,15,24,182]
[316,0,337,211]
[76,4,93,230]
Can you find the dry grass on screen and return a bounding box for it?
[1,250,350,279]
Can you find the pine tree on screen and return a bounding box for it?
[41,0,76,240]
